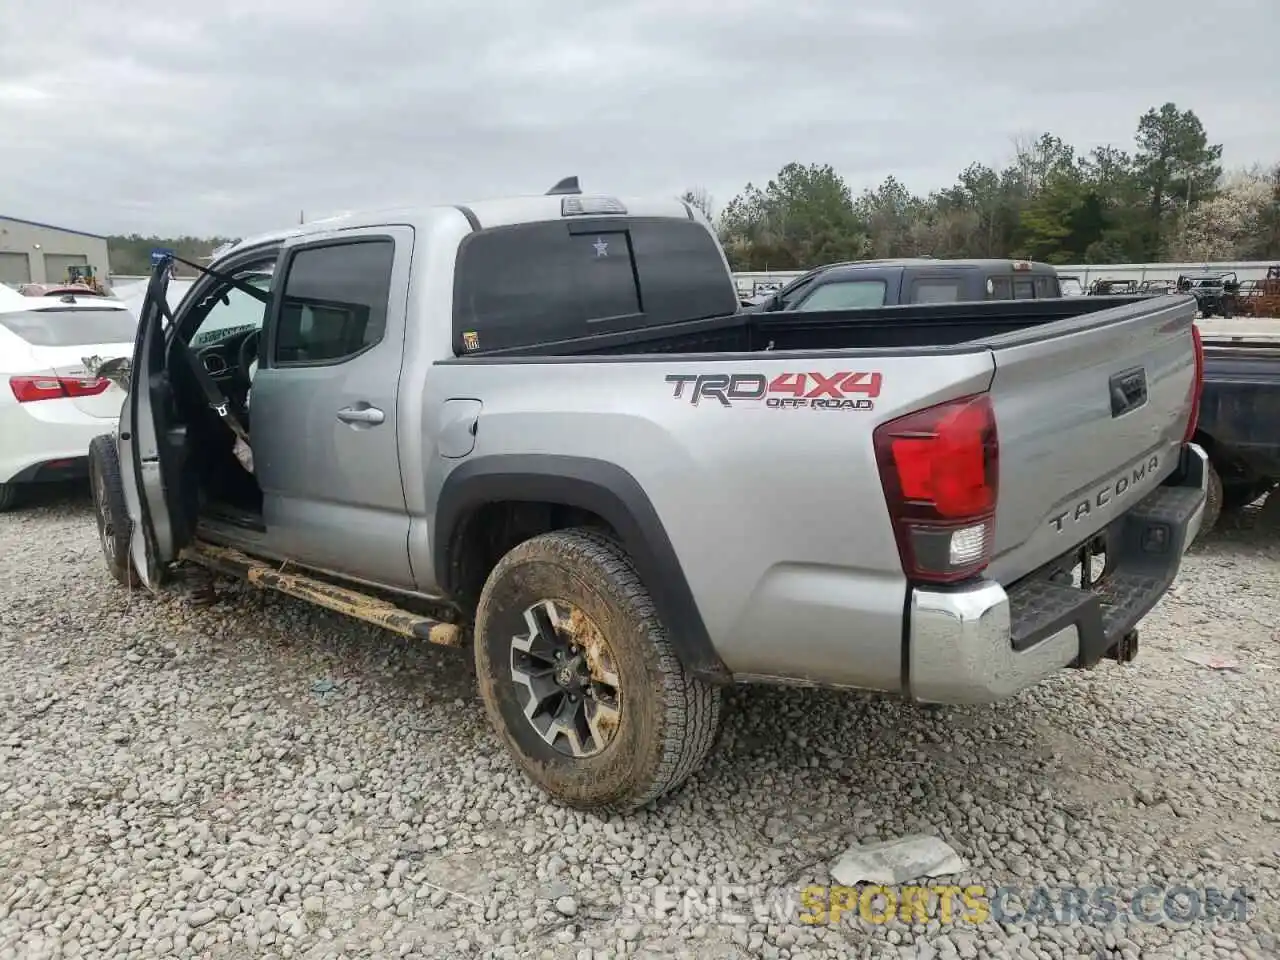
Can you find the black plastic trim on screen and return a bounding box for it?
[455,206,481,231]
[434,454,731,684]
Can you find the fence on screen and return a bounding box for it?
[733,261,1279,297]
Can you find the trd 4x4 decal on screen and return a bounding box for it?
[665,372,882,410]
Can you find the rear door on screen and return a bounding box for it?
[118,263,192,590]
[981,296,1198,583]
[249,226,416,588]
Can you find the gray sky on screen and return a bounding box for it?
[2,0,1277,238]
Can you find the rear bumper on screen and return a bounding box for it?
[0,401,118,486]
[909,442,1208,704]
[6,456,90,484]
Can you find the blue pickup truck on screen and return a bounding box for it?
[1193,321,1280,535]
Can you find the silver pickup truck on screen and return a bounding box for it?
[88,181,1208,813]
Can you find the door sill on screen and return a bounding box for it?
[188,527,455,609]
[179,541,462,646]
[201,502,266,533]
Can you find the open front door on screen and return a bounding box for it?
[118,261,196,590]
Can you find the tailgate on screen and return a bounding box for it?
[983,296,1196,583]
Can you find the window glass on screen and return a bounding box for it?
[1034,276,1058,298]
[452,218,737,353]
[988,277,1012,301]
[776,277,816,308]
[567,231,641,320]
[796,280,887,311]
[190,270,274,347]
[1014,279,1035,299]
[910,279,962,304]
[0,308,136,347]
[274,240,394,365]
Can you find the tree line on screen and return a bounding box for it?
[106,234,237,277]
[689,103,1280,272]
[106,103,1280,279]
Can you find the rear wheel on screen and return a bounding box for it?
[89,434,136,586]
[1221,480,1273,512]
[474,528,723,813]
[1197,461,1223,543]
[0,484,17,512]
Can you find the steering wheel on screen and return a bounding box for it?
[237,330,261,381]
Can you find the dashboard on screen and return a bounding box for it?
[194,326,258,383]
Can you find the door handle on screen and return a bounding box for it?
[336,404,385,426]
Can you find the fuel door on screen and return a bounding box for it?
[438,399,482,458]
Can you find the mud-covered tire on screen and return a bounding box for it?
[0,483,17,512]
[1197,460,1223,543]
[474,528,723,814]
[1221,480,1270,512]
[89,434,136,586]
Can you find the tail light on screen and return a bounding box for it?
[1183,323,1203,442]
[873,393,999,583]
[9,375,111,403]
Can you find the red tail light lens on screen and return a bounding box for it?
[9,375,110,403]
[873,393,999,583]
[1183,323,1203,443]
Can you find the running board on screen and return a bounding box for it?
[180,541,461,647]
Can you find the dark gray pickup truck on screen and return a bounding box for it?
[1192,320,1280,533]
[745,258,1062,312]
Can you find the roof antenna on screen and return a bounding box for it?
[546,176,581,196]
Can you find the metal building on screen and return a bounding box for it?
[0,215,111,287]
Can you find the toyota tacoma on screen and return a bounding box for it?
[88,178,1208,813]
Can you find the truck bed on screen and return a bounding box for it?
[429,286,1199,694]
[461,295,1163,359]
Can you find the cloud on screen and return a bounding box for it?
[1,0,1276,237]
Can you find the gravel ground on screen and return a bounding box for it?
[1,486,1278,960]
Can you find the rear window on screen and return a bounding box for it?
[910,279,963,304]
[0,309,136,347]
[452,218,737,353]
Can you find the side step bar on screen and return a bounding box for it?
[180,541,461,647]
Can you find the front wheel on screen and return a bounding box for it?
[0,483,17,512]
[474,528,723,814]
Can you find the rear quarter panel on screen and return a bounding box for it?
[420,350,995,690]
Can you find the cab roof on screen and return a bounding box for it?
[217,187,696,262]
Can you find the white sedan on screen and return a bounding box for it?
[0,295,135,510]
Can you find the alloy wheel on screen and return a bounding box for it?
[509,599,622,758]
